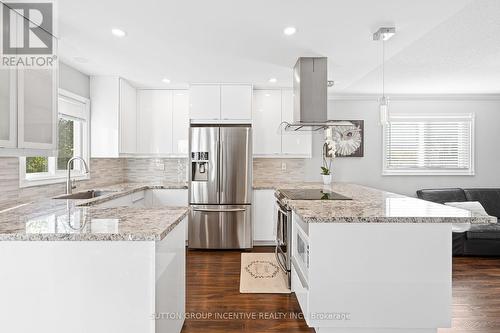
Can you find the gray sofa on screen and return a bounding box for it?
[416,188,500,256]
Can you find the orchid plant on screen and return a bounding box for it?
[321,139,337,176]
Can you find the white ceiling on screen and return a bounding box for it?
[57,0,500,93]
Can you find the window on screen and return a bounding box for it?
[20,89,90,187]
[383,113,474,175]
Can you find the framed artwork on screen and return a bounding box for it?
[329,120,364,157]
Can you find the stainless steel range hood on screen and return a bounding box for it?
[283,57,351,131]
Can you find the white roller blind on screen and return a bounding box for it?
[383,113,474,175]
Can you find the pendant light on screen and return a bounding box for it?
[373,27,396,126]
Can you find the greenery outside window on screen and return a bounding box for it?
[20,89,90,187]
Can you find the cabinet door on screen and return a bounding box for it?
[0,69,16,148]
[172,91,189,155]
[17,68,57,150]
[281,89,312,157]
[253,190,276,243]
[119,79,137,154]
[137,90,173,154]
[90,76,120,157]
[189,85,220,120]
[252,90,282,156]
[151,189,188,207]
[221,85,252,120]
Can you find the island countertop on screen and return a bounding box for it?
[275,183,496,224]
[0,183,189,241]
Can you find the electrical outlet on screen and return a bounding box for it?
[281,162,287,171]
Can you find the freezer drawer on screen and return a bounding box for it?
[188,205,252,249]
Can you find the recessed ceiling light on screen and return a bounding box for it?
[269,78,277,83]
[283,26,297,36]
[162,78,171,84]
[111,28,127,37]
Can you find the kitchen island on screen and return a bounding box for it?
[0,183,189,333]
[276,183,494,333]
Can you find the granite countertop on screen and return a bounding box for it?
[0,182,189,241]
[275,183,497,224]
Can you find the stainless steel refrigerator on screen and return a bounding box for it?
[188,124,252,249]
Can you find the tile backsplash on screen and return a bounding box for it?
[0,157,308,209]
[253,158,308,183]
[0,158,125,210]
[124,158,188,183]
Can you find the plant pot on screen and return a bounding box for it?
[322,174,332,185]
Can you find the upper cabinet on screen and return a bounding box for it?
[0,6,58,156]
[0,69,17,149]
[221,85,252,120]
[189,84,252,122]
[189,85,220,120]
[136,89,189,156]
[252,90,282,156]
[0,68,58,156]
[172,91,189,155]
[137,90,173,155]
[90,76,137,157]
[252,88,312,158]
[119,79,138,154]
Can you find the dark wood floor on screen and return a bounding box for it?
[182,248,500,333]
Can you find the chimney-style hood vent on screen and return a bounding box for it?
[283,57,350,131]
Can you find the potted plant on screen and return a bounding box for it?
[321,139,336,185]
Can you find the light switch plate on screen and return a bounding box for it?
[281,162,287,171]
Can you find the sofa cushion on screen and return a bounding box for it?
[463,189,500,218]
[416,188,467,204]
[466,223,500,240]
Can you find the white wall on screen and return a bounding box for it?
[59,62,90,98]
[303,96,500,197]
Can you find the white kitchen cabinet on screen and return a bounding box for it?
[252,190,276,245]
[252,88,312,158]
[0,9,58,156]
[18,68,58,151]
[119,79,137,154]
[281,89,312,157]
[90,76,137,157]
[221,85,252,120]
[252,90,282,156]
[0,69,16,148]
[137,90,173,154]
[190,84,252,122]
[172,91,189,155]
[147,189,188,207]
[189,84,220,120]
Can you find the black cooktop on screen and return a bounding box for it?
[279,189,352,201]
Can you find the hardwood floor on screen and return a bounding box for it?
[182,248,500,333]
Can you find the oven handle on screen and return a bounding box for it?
[275,245,288,273]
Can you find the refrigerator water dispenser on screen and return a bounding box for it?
[191,152,209,181]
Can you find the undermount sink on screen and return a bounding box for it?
[54,190,115,200]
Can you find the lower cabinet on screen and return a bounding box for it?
[145,189,189,241]
[252,190,276,245]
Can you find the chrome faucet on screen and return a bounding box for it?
[66,157,90,195]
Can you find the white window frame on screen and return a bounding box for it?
[19,89,91,188]
[382,112,475,176]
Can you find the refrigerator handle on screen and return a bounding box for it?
[216,139,220,200]
[220,140,224,199]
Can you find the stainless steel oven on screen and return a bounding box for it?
[275,199,292,289]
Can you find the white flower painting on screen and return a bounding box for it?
[330,120,364,157]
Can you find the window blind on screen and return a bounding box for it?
[383,113,474,175]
